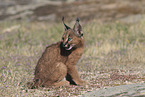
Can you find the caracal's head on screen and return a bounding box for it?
[61,17,84,50]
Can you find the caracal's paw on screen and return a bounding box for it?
[74,80,89,86]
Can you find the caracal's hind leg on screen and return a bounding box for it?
[42,62,69,87]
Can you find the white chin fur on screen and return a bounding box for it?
[66,45,74,50]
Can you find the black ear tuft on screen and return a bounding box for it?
[62,16,64,22]
[76,17,80,22]
[62,16,71,30]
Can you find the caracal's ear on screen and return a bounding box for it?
[73,17,83,37]
[62,16,71,31]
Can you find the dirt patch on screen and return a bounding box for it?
[110,73,137,81]
[34,5,59,16]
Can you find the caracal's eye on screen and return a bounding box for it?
[68,38,72,41]
[62,37,64,41]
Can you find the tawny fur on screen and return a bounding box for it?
[28,17,87,88]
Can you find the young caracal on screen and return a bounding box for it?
[29,17,87,88]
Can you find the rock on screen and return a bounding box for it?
[82,83,145,97]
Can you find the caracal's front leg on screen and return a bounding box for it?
[65,47,88,85]
[66,65,87,86]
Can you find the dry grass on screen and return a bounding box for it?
[0,20,145,96]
